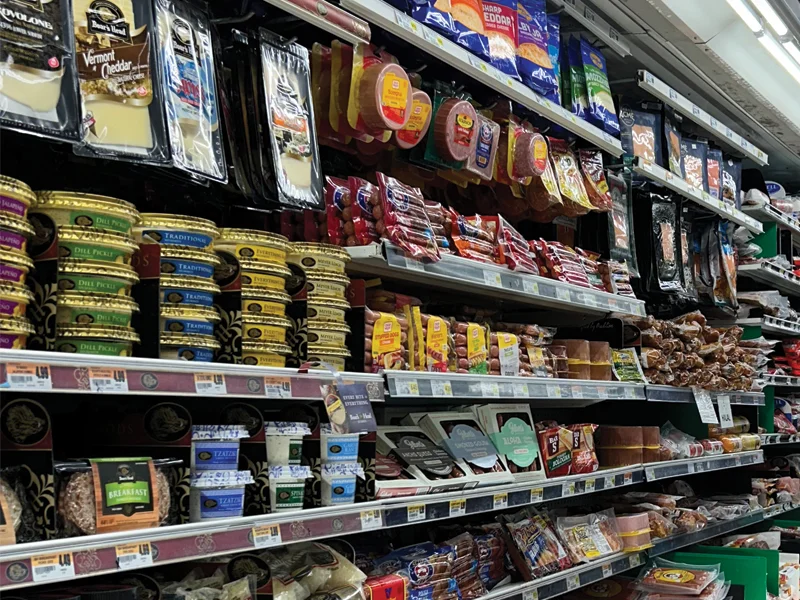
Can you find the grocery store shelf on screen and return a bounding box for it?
[649,509,765,556]
[739,261,800,297]
[645,385,765,406]
[338,0,624,156]
[764,374,800,388]
[0,350,385,401]
[550,0,630,58]
[643,450,764,482]
[742,203,800,237]
[346,242,646,318]
[764,502,799,519]
[638,71,768,166]
[737,315,800,337]
[632,158,763,234]
[761,433,800,446]
[262,0,371,44]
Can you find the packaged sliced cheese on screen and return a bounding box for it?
[0,0,80,140]
[72,0,169,162]
[155,0,226,182]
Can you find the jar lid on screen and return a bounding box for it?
[0,214,35,237]
[57,291,139,312]
[160,305,221,322]
[34,191,139,222]
[160,275,221,295]
[241,340,292,355]
[0,316,34,335]
[289,242,350,262]
[241,313,292,329]
[0,283,33,304]
[241,287,291,305]
[307,295,351,310]
[57,226,138,253]
[136,214,220,239]
[240,261,292,278]
[0,176,35,207]
[307,344,352,358]
[306,271,351,285]
[159,246,222,266]
[59,259,140,285]
[0,248,33,270]
[56,324,140,342]
[160,332,221,350]
[308,321,351,333]
[217,228,290,251]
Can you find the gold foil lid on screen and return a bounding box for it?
[218,229,290,251]
[160,275,221,295]
[240,260,292,278]
[0,176,35,207]
[161,305,221,322]
[289,242,350,262]
[0,316,34,335]
[0,283,33,304]
[137,214,220,239]
[34,191,139,222]
[60,259,140,285]
[0,248,33,270]
[159,246,222,266]
[241,313,292,328]
[57,292,139,312]
[0,214,35,237]
[56,324,141,342]
[241,287,291,304]
[57,226,138,253]
[241,340,292,355]
[307,295,351,310]
[307,344,352,358]
[305,271,351,285]
[308,321,351,333]
[160,332,221,350]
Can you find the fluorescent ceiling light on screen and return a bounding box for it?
[784,40,800,64]
[727,0,763,32]
[759,34,800,83]
[751,0,788,36]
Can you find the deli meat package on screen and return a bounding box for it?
[377,173,440,262]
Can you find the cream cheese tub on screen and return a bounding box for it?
[55,324,140,356]
[308,296,350,323]
[308,321,350,348]
[190,470,254,522]
[242,288,291,318]
[0,249,33,285]
[135,214,220,250]
[0,284,33,318]
[241,341,291,367]
[160,332,220,362]
[288,242,350,274]
[34,191,139,235]
[161,275,221,307]
[265,421,311,465]
[59,259,139,296]
[0,316,34,349]
[57,292,138,327]
[321,463,364,506]
[56,226,138,264]
[191,425,249,471]
[306,271,350,299]
[268,465,311,512]
[307,344,350,371]
[320,424,360,463]
[216,228,290,267]
[160,247,221,279]
[0,175,35,219]
[239,263,291,291]
[161,305,220,337]
[241,314,292,344]
[0,214,34,254]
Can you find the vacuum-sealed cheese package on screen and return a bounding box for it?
[0,0,80,140]
[72,0,169,163]
[451,0,491,62]
[156,0,226,182]
[260,30,323,210]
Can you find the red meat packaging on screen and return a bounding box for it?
[496,215,538,274]
[377,173,441,262]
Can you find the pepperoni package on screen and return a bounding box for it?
[377,173,441,262]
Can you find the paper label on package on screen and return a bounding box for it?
[442,424,498,469]
[490,417,539,468]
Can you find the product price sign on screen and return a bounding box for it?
[116,542,153,570]
[513,382,529,398]
[253,524,282,548]
[360,510,383,530]
[31,552,75,583]
[394,10,420,35]
[422,27,445,48]
[408,504,426,522]
[530,488,543,503]
[522,279,539,294]
[523,589,538,600]
[430,379,453,397]
[493,493,508,510]
[602,564,613,578]
[584,478,595,493]
[4,363,52,390]
[194,373,227,395]
[264,377,292,399]
[717,395,734,429]
[481,381,500,398]
[624,472,633,485]
[483,270,503,288]
[630,554,643,567]
[567,574,580,591]
[692,387,719,424]
[449,499,466,517]
[322,382,377,434]
[396,378,420,396]
[89,368,128,393]
[563,482,576,496]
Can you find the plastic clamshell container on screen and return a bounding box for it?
[320,424,360,463]
[189,470,254,522]
[321,462,364,506]
[265,421,311,466]
[616,513,649,533]
[268,465,311,512]
[161,305,221,336]
[191,425,250,471]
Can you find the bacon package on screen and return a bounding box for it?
[496,216,538,274]
[376,173,440,262]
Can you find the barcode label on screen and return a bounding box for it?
[31,552,75,583]
[361,510,383,530]
[89,368,128,393]
[408,504,426,522]
[195,373,227,395]
[253,524,282,548]
[396,379,419,396]
[567,575,580,590]
[530,488,543,503]
[523,589,538,600]
[585,479,596,493]
[264,377,291,398]
[5,363,52,391]
[116,542,153,570]
[493,493,508,510]
[563,482,576,496]
[430,379,453,397]
[450,499,466,517]
[602,564,613,578]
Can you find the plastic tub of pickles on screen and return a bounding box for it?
[0,176,35,220]
[55,324,140,356]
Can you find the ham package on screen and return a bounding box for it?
[377,173,441,262]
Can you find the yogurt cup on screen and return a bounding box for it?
[288,242,350,274]
[34,191,138,235]
[307,296,350,323]
[160,246,221,279]
[135,214,220,250]
[161,275,221,307]
[59,259,139,296]
[320,424,360,463]
[242,288,291,318]
[216,229,290,267]
[160,332,220,362]
[307,321,350,348]
[56,292,138,327]
[241,314,292,344]
[320,463,364,506]
[0,316,34,349]
[268,465,311,512]
[264,421,311,465]
[56,226,138,264]
[0,283,33,318]
[190,470,254,522]
[306,272,350,299]
[0,249,33,285]
[0,175,35,219]
[55,324,140,356]
[0,214,34,254]
[241,341,291,367]
[161,305,220,336]
[191,425,249,471]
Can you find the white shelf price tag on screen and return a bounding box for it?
[89,368,128,393]
[360,510,383,530]
[585,479,596,493]
[493,493,508,510]
[483,270,503,288]
[567,575,580,591]
[253,524,282,548]
[405,258,426,272]
[513,382,529,398]
[408,504,426,522]
[430,379,453,397]
[530,488,544,503]
[449,499,467,517]
[264,377,292,399]
[31,552,75,583]
[645,468,655,481]
[556,288,571,302]
[194,373,227,395]
[584,6,595,21]
[630,554,643,567]
[546,384,562,398]
[422,27,445,48]
[692,387,719,424]
[717,395,734,429]
[625,386,639,399]
[5,363,52,390]
[596,386,608,399]
[602,564,613,578]
[394,10,421,35]
[563,482,576,497]
[624,472,633,485]
[116,542,153,570]
[523,589,538,600]
[523,279,539,294]
[396,379,420,397]
[481,381,500,398]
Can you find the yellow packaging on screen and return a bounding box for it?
[404,305,424,371]
[308,322,350,347]
[241,341,291,367]
[347,44,392,143]
[241,271,286,291]
[371,312,403,371]
[330,41,366,141]
[496,332,519,376]
[244,299,287,317]
[426,315,449,373]
[308,304,347,323]
[466,322,488,374]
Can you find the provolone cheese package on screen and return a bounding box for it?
[451,0,491,62]
[0,0,80,140]
[482,0,520,80]
[156,0,227,182]
[72,0,169,163]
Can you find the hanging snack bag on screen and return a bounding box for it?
[663,106,684,179]
[411,0,458,38]
[451,0,491,62]
[681,139,708,193]
[72,0,169,163]
[722,157,742,208]
[394,88,433,150]
[330,41,371,142]
[545,15,561,103]
[260,31,323,210]
[579,39,619,136]
[618,100,662,165]
[466,114,500,181]
[483,0,520,79]
[651,196,683,293]
[516,0,557,97]
[346,177,380,245]
[377,173,441,262]
[608,172,638,276]
[548,138,593,216]
[579,149,612,212]
[566,37,588,120]
[707,148,723,200]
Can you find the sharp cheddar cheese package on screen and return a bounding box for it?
[0,0,80,140]
[72,0,169,163]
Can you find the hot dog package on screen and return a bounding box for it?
[377,173,441,262]
[347,176,380,246]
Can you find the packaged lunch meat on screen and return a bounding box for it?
[260,31,323,209]
[452,213,498,264]
[579,149,612,212]
[548,138,593,216]
[557,509,623,563]
[663,107,684,179]
[517,0,557,97]
[347,44,398,140]
[483,0,520,80]
[466,115,500,180]
[377,173,440,262]
[579,39,619,136]
[722,157,742,208]
[681,139,709,193]
[619,100,662,165]
[346,177,380,246]
[450,0,490,61]
[501,508,572,579]
[651,196,683,293]
[633,558,721,596]
[706,148,723,200]
[569,424,599,474]
[394,88,433,150]
[435,98,478,162]
[513,129,548,178]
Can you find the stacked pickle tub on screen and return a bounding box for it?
[33,191,141,355]
[135,214,222,361]
[0,176,35,349]
[216,229,293,367]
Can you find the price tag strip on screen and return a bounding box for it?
[31,552,75,583]
[89,368,128,393]
[360,510,383,530]
[253,524,282,548]
[5,363,53,391]
[194,373,227,395]
[449,499,467,517]
[408,504,426,522]
[116,542,153,570]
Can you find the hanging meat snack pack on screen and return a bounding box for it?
[346,177,380,245]
[260,30,323,209]
[618,99,662,166]
[517,0,558,97]
[681,139,709,193]
[452,213,498,264]
[394,88,433,150]
[722,157,742,208]
[482,0,520,80]
[663,106,684,179]
[706,148,723,200]
[450,0,491,62]
[579,39,619,136]
[377,173,441,262]
[466,114,500,181]
[579,149,612,212]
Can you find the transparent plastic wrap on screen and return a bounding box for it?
[372,542,459,600]
[496,215,538,274]
[260,30,323,210]
[377,173,440,262]
[651,197,683,293]
[156,0,226,182]
[501,507,572,578]
[637,574,729,600]
[634,558,720,596]
[556,509,623,563]
[265,543,367,600]
[444,532,488,599]
[579,149,612,212]
[0,465,39,543]
[660,422,703,458]
[607,172,638,277]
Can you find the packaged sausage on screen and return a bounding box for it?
[312,44,351,150]
[394,88,433,150]
[536,423,572,477]
[482,0,520,79]
[365,308,407,372]
[445,532,488,600]
[579,149,612,212]
[681,139,709,192]
[496,216,538,274]
[526,152,563,214]
[476,404,545,480]
[377,173,441,262]
[423,314,450,372]
[450,0,491,62]
[324,176,347,245]
[557,509,623,563]
[533,239,591,287]
[346,177,380,246]
[452,213,498,264]
[633,558,721,595]
[516,0,557,97]
[708,416,750,437]
[500,508,572,579]
[513,128,548,179]
[451,321,489,374]
[578,39,619,137]
[466,115,500,181]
